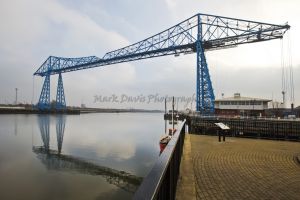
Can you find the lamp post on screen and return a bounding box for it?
[15,88,18,105]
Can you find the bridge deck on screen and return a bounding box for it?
[176,134,300,200]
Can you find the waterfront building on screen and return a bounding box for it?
[214,93,271,117]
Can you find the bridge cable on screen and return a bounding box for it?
[287,31,294,107]
[280,38,287,106]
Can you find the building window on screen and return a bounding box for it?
[255,101,262,105]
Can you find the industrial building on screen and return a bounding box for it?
[214,93,271,117]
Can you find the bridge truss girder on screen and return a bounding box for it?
[34,13,290,113]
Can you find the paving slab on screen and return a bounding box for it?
[176,133,197,200]
[177,134,300,200]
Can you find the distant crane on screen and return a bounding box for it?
[34,13,290,114]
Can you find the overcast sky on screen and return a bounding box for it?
[0,0,299,110]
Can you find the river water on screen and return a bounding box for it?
[0,113,168,200]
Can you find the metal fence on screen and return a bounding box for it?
[133,120,186,200]
[191,116,300,141]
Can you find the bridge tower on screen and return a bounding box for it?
[55,73,66,110]
[37,72,66,110]
[196,15,215,114]
[37,75,51,110]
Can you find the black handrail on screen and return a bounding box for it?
[133,119,186,200]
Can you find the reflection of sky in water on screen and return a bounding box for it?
[0,113,168,200]
[62,113,165,176]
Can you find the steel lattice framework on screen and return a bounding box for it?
[55,73,66,110]
[34,13,290,113]
[37,75,51,110]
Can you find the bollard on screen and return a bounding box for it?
[218,130,221,142]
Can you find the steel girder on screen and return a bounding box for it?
[34,56,100,77]
[34,13,289,76]
[34,13,290,112]
[55,73,66,110]
[37,75,51,110]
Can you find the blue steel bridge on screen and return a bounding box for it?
[34,13,290,114]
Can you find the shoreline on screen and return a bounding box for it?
[0,107,163,115]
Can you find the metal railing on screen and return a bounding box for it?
[191,116,300,141]
[133,119,186,200]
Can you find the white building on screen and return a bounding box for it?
[214,93,271,116]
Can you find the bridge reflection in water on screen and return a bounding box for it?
[34,115,142,193]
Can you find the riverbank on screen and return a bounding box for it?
[0,105,163,114]
[0,107,80,114]
[79,107,163,114]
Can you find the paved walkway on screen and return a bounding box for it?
[176,134,300,200]
[176,134,197,200]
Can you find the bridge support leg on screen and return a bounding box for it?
[196,15,215,114]
[56,73,66,110]
[37,75,51,110]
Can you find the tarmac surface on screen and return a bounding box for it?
[176,134,300,200]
